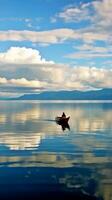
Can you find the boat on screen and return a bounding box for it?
[55,115,70,131]
[55,116,70,123]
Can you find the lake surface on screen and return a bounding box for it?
[0,101,112,200]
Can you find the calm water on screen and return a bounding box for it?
[0,101,112,200]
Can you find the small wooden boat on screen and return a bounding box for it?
[55,115,70,131]
[55,116,70,124]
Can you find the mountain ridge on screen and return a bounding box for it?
[8,88,112,100]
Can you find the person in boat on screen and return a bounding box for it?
[62,112,66,118]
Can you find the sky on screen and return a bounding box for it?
[0,0,112,97]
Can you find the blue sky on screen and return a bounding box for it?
[0,0,112,97]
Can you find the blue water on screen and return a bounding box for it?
[0,101,112,200]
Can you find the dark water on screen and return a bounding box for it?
[0,101,112,200]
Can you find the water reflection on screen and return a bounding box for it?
[0,102,111,134]
[0,166,105,200]
[0,152,111,167]
[0,101,111,200]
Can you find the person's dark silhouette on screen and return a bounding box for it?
[62,112,66,117]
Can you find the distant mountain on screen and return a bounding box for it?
[10,88,112,100]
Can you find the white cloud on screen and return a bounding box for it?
[0,47,54,64]
[54,0,112,29]
[9,78,48,88]
[0,29,78,44]
[54,2,91,23]
[75,44,110,53]
[0,28,110,45]
[81,32,109,43]
[93,0,112,28]
[0,47,111,97]
[0,1,111,53]
[0,67,112,96]
[66,52,112,59]
[0,77,7,84]
[65,36,112,60]
[0,77,48,88]
[51,0,112,46]
[65,67,112,90]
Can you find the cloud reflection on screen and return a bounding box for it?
[0,102,111,151]
[0,132,42,150]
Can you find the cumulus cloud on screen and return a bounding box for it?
[0,47,68,96]
[0,46,68,82]
[0,47,54,64]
